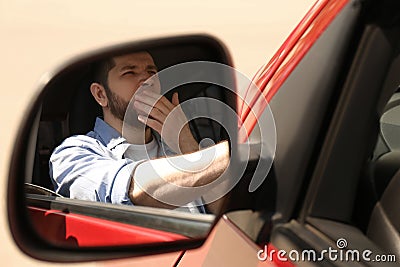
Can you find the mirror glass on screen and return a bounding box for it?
[22,36,240,248]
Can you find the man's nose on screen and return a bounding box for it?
[139,74,154,87]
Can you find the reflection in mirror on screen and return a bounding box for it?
[23,36,237,248]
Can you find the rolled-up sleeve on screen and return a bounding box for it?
[49,136,140,205]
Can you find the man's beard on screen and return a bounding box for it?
[105,87,129,122]
[104,86,148,130]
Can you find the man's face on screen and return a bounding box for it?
[105,52,159,121]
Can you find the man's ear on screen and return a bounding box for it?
[90,82,108,107]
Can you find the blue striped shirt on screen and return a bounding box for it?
[49,117,205,213]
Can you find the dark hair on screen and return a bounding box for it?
[92,57,116,88]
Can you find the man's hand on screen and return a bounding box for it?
[133,90,198,154]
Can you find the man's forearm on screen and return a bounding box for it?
[129,140,230,209]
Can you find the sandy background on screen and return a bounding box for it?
[0,0,315,266]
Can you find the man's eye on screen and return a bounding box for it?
[123,71,136,76]
[148,71,157,75]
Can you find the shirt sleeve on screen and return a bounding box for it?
[49,136,140,205]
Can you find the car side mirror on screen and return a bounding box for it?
[8,33,276,262]
[7,34,241,261]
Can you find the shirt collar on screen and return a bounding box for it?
[93,117,127,150]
